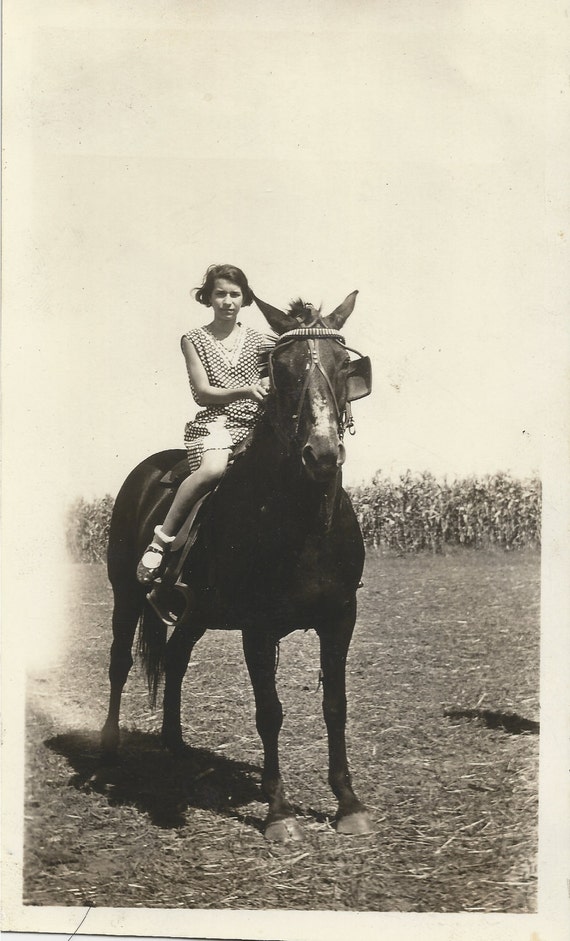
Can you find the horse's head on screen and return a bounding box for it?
[255,291,372,482]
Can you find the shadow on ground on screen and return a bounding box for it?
[45,729,333,833]
[444,708,539,735]
[45,729,266,829]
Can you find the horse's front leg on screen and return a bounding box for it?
[317,599,372,835]
[242,629,303,842]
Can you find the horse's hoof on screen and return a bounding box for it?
[336,811,373,835]
[264,817,304,843]
[100,727,119,760]
[162,734,190,758]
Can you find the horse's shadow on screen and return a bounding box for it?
[45,729,333,833]
[45,729,270,830]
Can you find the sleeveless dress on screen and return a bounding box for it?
[182,324,274,472]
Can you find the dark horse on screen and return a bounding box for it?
[102,290,373,841]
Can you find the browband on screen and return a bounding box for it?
[276,327,345,343]
[274,327,366,360]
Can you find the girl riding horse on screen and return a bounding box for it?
[137,263,272,584]
[104,278,373,841]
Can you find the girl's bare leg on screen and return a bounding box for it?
[137,450,231,580]
[160,449,230,536]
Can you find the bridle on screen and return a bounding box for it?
[266,324,365,443]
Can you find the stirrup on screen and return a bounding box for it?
[136,544,167,585]
[147,582,193,628]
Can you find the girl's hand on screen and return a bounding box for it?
[246,382,270,402]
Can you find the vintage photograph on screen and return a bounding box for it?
[2,2,568,940]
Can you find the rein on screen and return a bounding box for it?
[267,324,364,442]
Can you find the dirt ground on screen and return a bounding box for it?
[24,549,540,912]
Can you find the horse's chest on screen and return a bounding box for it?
[229,529,354,613]
[197,489,363,625]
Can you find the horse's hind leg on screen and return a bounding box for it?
[242,629,303,842]
[101,585,142,758]
[318,602,372,835]
[161,622,205,753]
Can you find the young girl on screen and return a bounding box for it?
[136,264,272,584]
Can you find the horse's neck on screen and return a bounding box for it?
[247,420,342,532]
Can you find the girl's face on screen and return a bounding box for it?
[209,278,244,323]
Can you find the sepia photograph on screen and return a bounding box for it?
[2,2,569,940]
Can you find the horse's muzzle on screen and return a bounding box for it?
[302,441,346,480]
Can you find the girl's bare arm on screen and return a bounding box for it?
[182,337,267,406]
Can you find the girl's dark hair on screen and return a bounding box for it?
[194,264,254,306]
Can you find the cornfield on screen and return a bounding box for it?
[66,471,541,562]
[66,495,115,563]
[350,471,541,553]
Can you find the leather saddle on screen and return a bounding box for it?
[148,439,251,627]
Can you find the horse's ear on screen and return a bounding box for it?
[253,294,295,335]
[322,290,359,330]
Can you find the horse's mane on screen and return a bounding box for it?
[288,298,321,325]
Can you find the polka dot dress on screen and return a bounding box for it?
[182,324,274,472]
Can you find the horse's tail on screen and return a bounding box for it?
[137,601,168,706]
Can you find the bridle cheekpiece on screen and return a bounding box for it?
[268,324,361,440]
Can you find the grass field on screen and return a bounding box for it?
[24,548,540,912]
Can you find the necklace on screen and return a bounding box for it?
[206,323,241,351]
